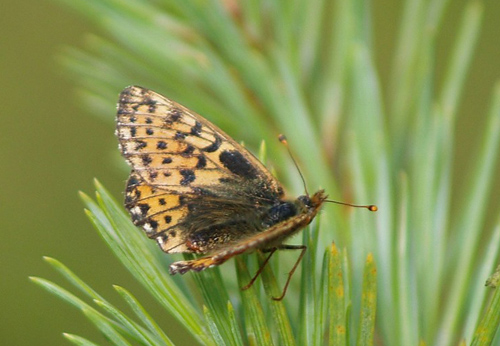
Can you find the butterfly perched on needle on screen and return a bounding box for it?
[116,86,359,300]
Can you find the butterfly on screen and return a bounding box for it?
[116,86,329,300]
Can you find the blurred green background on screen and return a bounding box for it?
[2,0,500,345]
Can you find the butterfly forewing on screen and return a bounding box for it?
[116,86,286,253]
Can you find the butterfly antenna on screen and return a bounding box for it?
[325,199,378,212]
[278,135,377,212]
[278,134,309,196]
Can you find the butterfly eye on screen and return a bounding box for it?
[297,195,312,207]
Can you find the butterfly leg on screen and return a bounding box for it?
[241,248,278,291]
[272,244,307,301]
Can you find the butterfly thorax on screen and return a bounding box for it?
[252,190,327,249]
[261,192,323,228]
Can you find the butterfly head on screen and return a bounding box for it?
[296,189,327,211]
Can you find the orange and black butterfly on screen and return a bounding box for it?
[116,86,374,299]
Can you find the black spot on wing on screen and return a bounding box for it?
[138,203,150,215]
[146,102,157,113]
[175,131,186,140]
[127,175,139,187]
[202,134,221,152]
[190,121,202,136]
[144,97,156,111]
[157,141,167,150]
[148,219,159,230]
[125,194,134,205]
[170,108,181,122]
[219,150,259,179]
[180,169,196,185]
[196,155,207,169]
[141,155,152,165]
[182,145,195,157]
[135,141,147,150]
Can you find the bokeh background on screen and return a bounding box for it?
[2,0,500,345]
